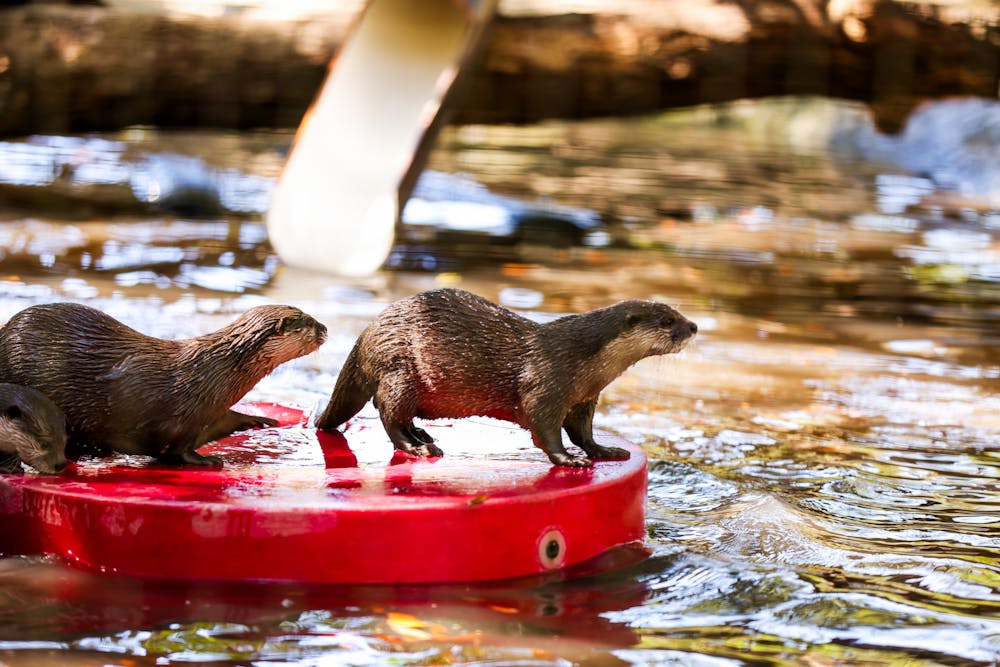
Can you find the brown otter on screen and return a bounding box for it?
[0,383,67,474]
[0,303,327,465]
[316,288,697,467]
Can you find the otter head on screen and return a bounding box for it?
[238,305,328,368]
[0,384,68,475]
[619,301,698,357]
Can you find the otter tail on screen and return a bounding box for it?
[315,343,373,430]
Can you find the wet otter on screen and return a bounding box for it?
[0,303,327,465]
[0,383,67,474]
[316,288,697,467]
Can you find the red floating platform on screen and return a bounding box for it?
[0,403,647,584]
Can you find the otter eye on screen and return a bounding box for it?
[625,313,641,328]
[660,317,675,328]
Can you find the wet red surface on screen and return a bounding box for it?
[0,403,647,584]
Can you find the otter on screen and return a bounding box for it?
[0,383,67,474]
[316,288,697,467]
[0,303,327,465]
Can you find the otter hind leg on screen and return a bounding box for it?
[563,399,629,462]
[402,424,443,457]
[375,375,443,458]
[384,421,443,458]
[405,424,433,445]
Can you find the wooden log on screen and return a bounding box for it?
[0,5,345,135]
[464,1,1000,132]
[0,1,996,137]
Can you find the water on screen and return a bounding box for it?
[0,97,998,665]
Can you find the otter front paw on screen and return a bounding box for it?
[548,452,594,468]
[232,413,279,431]
[161,449,223,466]
[584,444,630,461]
[187,452,224,466]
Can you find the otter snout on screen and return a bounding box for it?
[304,321,328,353]
[26,452,68,474]
[314,322,329,345]
[294,316,327,347]
[669,316,698,351]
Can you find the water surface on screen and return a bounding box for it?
[0,98,998,665]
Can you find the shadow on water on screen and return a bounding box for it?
[0,96,998,665]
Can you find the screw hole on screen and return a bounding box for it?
[537,528,566,569]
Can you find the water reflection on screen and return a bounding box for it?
[0,547,650,666]
[0,97,997,664]
[834,98,1000,206]
[0,99,997,329]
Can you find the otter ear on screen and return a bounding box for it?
[4,405,22,421]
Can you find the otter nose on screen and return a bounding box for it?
[316,322,328,341]
[53,460,67,473]
[688,321,698,335]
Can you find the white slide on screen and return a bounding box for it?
[267,0,497,276]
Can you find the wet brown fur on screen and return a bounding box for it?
[0,303,327,465]
[0,383,67,474]
[316,288,696,467]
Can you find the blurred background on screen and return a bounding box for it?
[1,0,999,665]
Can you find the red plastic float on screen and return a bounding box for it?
[0,403,647,584]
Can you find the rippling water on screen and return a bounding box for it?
[0,97,998,665]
